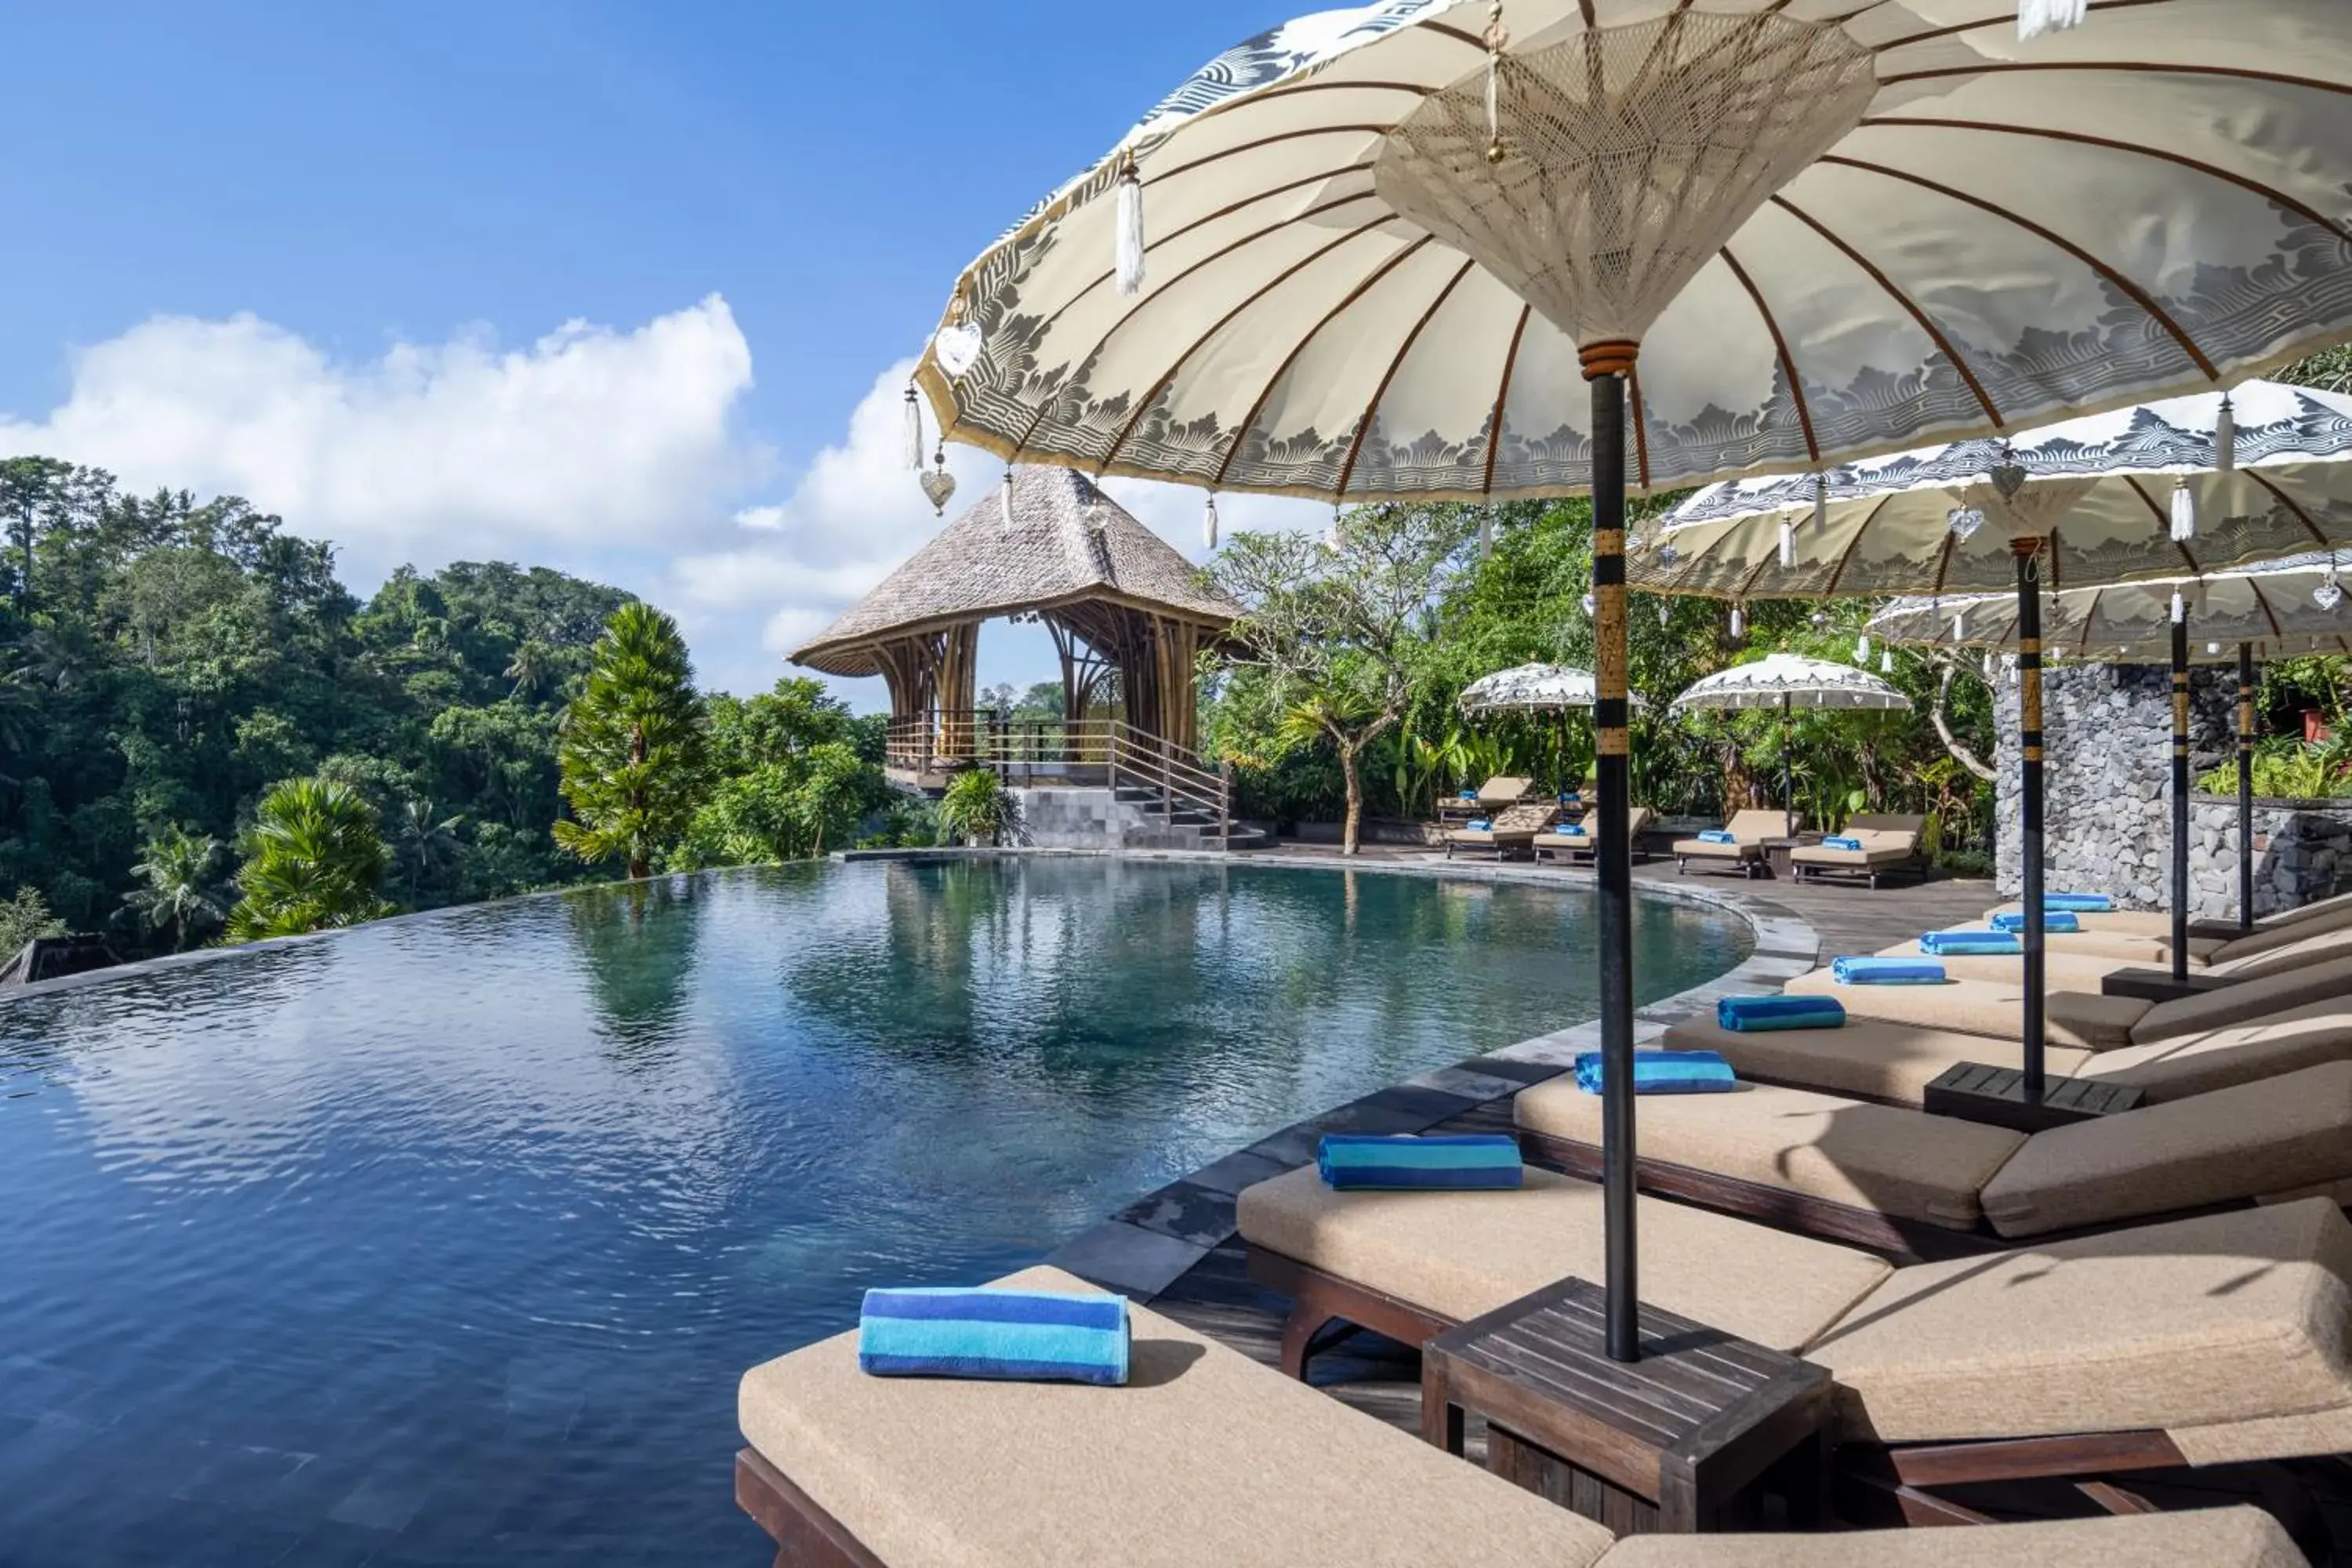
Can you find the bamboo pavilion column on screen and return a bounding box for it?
[1584,338,1639,1364]
[2171,613,2193,982]
[2240,644,2258,933]
[938,622,978,761]
[2015,539,2047,1102]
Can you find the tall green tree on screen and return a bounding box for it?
[122,826,232,951]
[226,778,393,941]
[1208,503,1479,855]
[554,604,707,880]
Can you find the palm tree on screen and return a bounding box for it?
[504,639,555,701]
[553,604,706,880]
[123,826,232,952]
[391,799,465,905]
[226,778,394,942]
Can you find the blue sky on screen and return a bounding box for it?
[0,1,1319,699]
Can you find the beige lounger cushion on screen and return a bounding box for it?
[1234,1165,1889,1353]
[1673,838,1760,860]
[1514,1075,2024,1230]
[1987,904,2174,935]
[1781,972,2147,1051]
[1979,1063,2352,1237]
[1596,1508,2303,1568]
[2078,998,2352,1102]
[1807,1200,2352,1456]
[2209,920,2352,980]
[1867,942,2135,986]
[2129,952,2352,1042]
[737,1265,1619,1568]
[1664,1016,2096,1106]
[1675,809,1793,859]
[1788,837,1915,869]
[1535,807,1651,850]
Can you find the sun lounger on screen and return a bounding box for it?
[1234,1173,2352,1543]
[1788,814,1926,889]
[1435,774,1534,829]
[731,1261,2302,1567]
[1512,1060,2352,1258]
[1780,951,2352,1049]
[1441,800,1559,860]
[1671,808,1796,878]
[1872,918,2352,985]
[1533,805,1653,865]
[1991,887,2352,944]
[1663,994,2352,1107]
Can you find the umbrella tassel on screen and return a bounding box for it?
[2017,0,2088,41]
[1479,517,1494,560]
[1729,604,1745,640]
[2216,394,2237,474]
[1001,469,1017,528]
[1777,519,1795,571]
[2169,478,2198,543]
[1116,157,1147,297]
[1483,2,1508,164]
[1203,493,1220,551]
[2172,590,2187,625]
[1880,650,1895,675]
[1812,472,1828,532]
[1856,634,1871,663]
[903,385,924,472]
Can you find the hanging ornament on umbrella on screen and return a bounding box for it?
[2216,394,2238,474]
[1115,154,1147,297]
[903,385,924,471]
[1729,604,1745,640]
[1479,517,1494,560]
[933,294,983,379]
[1481,1,1508,165]
[2318,554,2346,612]
[999,469,1018,532]
[1947,504,1986,541]
[1203,493,1220,551]
[1879,649,1895,675]
[1855,633,1871,664]
[2170,479,2198,543]
[1777,519,1795,571]
[920,442,957,517]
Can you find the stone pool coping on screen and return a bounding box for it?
[838,845,1821,1301]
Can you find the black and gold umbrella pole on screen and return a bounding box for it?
[2015,539,2047,1101]
[2172,614,2193,982]
[1585,339,1639,1363]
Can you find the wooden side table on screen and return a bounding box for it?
[1421,1278,1831,1535]
[2099,967,2237,1004]
[1922,1063,2145,1133]
[1759,836,1820,880]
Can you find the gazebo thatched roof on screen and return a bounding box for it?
[791,466,1242,678]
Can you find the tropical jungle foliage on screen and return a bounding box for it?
[0,458,913,956]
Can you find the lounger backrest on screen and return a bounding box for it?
[1842,813,1926,835]
[1624,806,1654,837]
[1490,803,1558,833]
[1477,776,1535,806]
[1722,808,1797,843]
[2134,952,2352,1044]
[2215,905,2352,970]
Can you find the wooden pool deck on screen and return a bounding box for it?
[1091,855,2352,1555]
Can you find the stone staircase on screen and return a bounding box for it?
[1014,786,1268,852]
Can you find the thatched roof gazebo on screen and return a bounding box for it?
[791,466,1241,781]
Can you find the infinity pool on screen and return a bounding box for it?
[0,857,1749,1566]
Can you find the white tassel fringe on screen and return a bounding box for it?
[1730,604,1746,639]
[2017,0,2088,42]
[2169,479,2198,543]
[1880,650,1895,675]
[1203,494,1220,551]
[1777,520,1795,571]
[2171,590,2187,625]
[903,387,924,472]
[1812,473,1828,532]
[1115,162,1147,297]
[1478,517,1494,560]
[1856,634,1872,663]
[1001,470,1017,528]
[2216,394,2237,474]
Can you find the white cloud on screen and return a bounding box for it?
[0,297,768,592]
[0,299,1326,703]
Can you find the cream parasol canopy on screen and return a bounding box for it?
[922,1,2352,1364]
[1871,555,2352,966]
[1668,655,1911,837]
[1460,662,1603,711]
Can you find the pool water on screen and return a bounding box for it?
[0,858,1749,1566]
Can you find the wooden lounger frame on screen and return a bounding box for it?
[736,1445,882,1568]
[1237,1245,2334,1554]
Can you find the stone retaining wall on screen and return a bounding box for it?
[1993,661,2352,915]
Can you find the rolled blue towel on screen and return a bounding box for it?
[1576,1050,1738,1094]
[1918,929,2023,956]
[1821,835,1864,851]
[1716,995,1846,1032]
[1465,818,1493,832]
[1697,829,1738,845]
[2046,893,2114,913]
[858,1287,1130,1385]
[1831,956,1947,985]
[1317,1134,1522,1191]
[1992,911,2080,935]
[1564,824,1588,837]
[1457,789,1479,801]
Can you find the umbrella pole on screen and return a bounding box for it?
[1783,692,1794,839]
[2015,540,2047,1102]
[1585,343,1639,1364]
[2171,617,2192,982]
[2240,643,2257,934]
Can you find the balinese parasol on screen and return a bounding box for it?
[1668,655,1912,838]
[1871,554,2352,970]
[1459,662,1638,797]
[919,2,2352,1363]
[1641,383,2352,1094]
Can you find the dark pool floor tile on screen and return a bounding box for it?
[1112,1179,1237,1247]
[274,1519,394,1566]
[168,1441,317,1507]
[325,1469,437,1533]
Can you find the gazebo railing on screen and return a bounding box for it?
[886,712,1232,835]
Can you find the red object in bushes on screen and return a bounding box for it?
[2307,709,2335,745]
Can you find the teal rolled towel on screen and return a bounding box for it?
[1716,995,1846,1032]
[1992,911,2079,935]
[1575,1050,1737,1094]
[2046,893,2114,913]
[859,1287,1130,1385]
[1821,835,1864,851]
[1831,956,1946,985]
[1318,1134,1522,1191]
[1465,818,1493,831]
[1697,829,1738,845]
[1918,929,2022,956]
